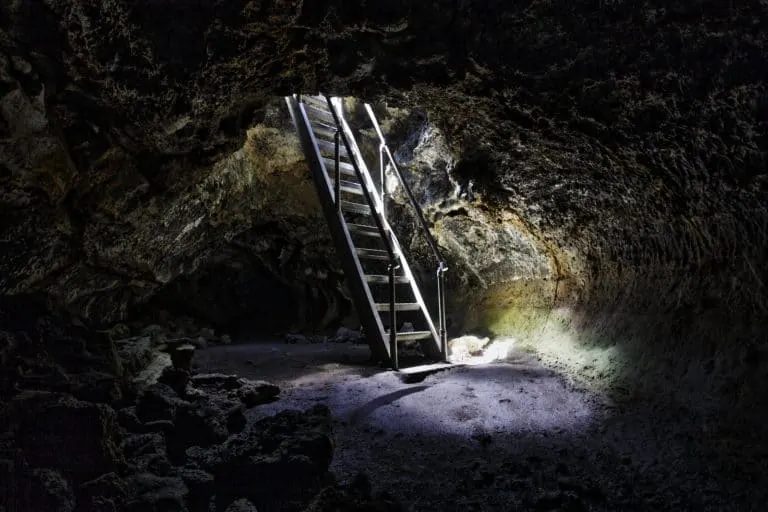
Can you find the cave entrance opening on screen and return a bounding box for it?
[284,94,452,375]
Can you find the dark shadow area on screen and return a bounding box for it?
[139,256,298,336]
[347,386,430,424]
[341,372,767,511]
[332,424,768,511]
[193,341,379,384]
[455,364,557,383]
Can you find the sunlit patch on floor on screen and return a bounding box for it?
[361,362,596,436]
[449,335,516,365]
[202,341,597,440]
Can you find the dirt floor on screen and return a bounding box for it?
[195,340,767,511]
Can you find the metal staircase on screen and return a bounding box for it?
[285,94,450,372]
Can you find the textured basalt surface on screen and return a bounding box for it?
[1,1,767,422]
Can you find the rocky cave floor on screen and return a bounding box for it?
[196,337,768,512]
[3,316,767,512]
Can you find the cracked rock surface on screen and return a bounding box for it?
[0,2,767,509]
[2,2,765,413]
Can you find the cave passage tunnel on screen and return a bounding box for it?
[1,1,767,511]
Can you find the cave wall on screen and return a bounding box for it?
[391,112,767,416]
[1,1,767,415]
[375,0,768,413]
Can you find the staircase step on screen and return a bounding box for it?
[310,118,339,132]
[398,362,455,377]
[365,274,409,284]
[356,248,390,261]
[389,330,433,342]
[336,180,363,195]
[375,302,421,312]
[311,123,338,141]
[341,200,371,215]
[315,139,351,159]
[301,96,329,109]
[321,157,356,177]
[304,104,336,124]
[348,224,382,237]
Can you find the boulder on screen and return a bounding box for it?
[117,406,144,432]
[68,369,124,404]
[190,336,208,350]
[304,473,404,512]
[234,379,280,407]
[78,472,129,512]
[191,373,242,390]
[7,320,125,404]
[122,473,189,512]
[184,386,208,400]
[136,383,189,423]
[285,334,310,344]
[121,433,167,461]
[145,453,175,477]
[114,336,154,380]
[143,420,176,435]
[23,468,76,512]
[198,328,216,341]
[13,392,123,483]
[0,437,80,512]
[132,353,173,394]
[158,367,191,396]
[13,360,71,396]
[169,317,199,339]
[168,395,247,464]
[178,468,215,512]
[170,401,230,460]
[224,498,259,512]
[0,449,25,511]
[186,405,333,504]
[170,344,196,371]
[121,433,173,474]
[329,327,365,345]
[226,405,247,434]
[107,324,131,341]
[140,325,168,345]
[448,335,492,362]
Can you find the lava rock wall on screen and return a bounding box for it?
[1,1,766,414]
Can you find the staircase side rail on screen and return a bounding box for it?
[320,95,402,364]
[317,96,396,263]
[287,95,389,361]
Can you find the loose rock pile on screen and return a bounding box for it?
[0,299,400,511]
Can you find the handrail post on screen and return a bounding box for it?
[389,262,398,370]
[379,144,386,221]
[437,262,448,362]
[334,130,341,213]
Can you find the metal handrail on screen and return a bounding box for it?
[363,103,449,361]
[364,104,447,265]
